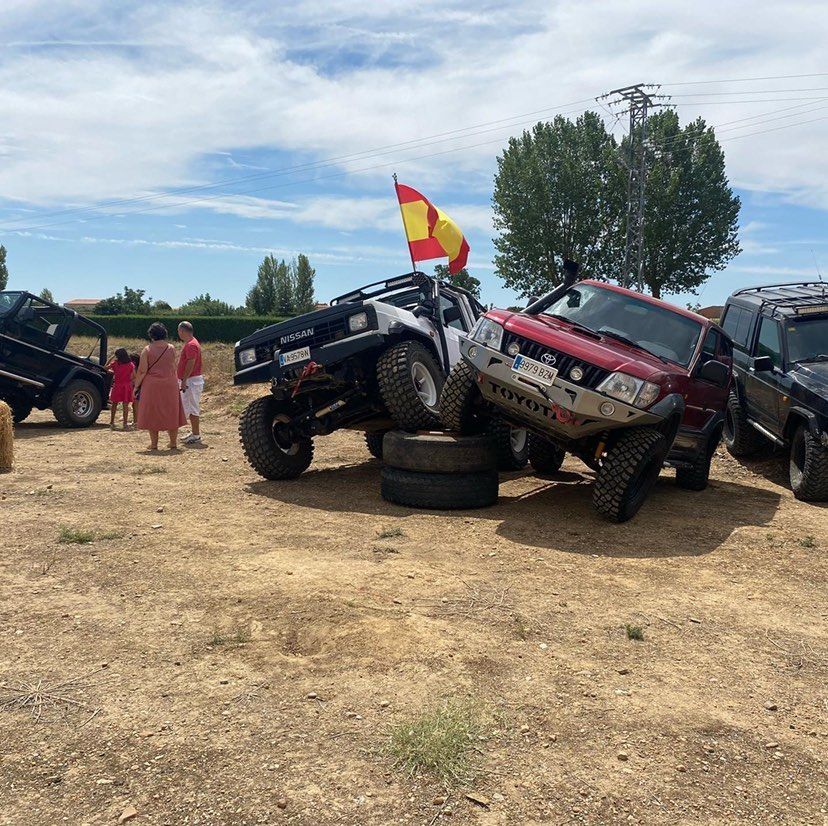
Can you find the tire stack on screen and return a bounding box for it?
[380,430,499,510]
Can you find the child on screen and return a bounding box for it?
[129,352,141,425]
[106,348,136,430]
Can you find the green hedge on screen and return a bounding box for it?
[87,315,287,343]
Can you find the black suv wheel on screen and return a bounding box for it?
[724,391,761,457]
[52,379,102,428]
[377,341,443,431]
[440,359,485,433]
[528,434,565,474]
[675,436,717,491]
[789,425,828,501]
[593,427,667,522]
[487,419,529,470]
[364,431,386,460]
[239,396,314,480]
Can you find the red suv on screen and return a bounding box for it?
[441,275,732,521]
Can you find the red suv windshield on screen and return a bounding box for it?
[542,284,703,367]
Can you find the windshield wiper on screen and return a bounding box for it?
[597,328,669,364]
[546,314,600,338]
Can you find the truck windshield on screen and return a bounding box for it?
[786,316,828,363]
[542,284,703,367]
[0,292,22,316]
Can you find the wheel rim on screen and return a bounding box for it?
[272,413,300,455]
[411,362,438,409]
[72,390,94,418]
[790,431,805,486]
[510,428,527,454]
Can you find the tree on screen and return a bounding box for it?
[0,245,8,291]
[39,288,54,303]
[95,286,152,315]
[274,259,295,316]
[492,112,626,298]
[151,300,173,313]
[294,254,316,314]
[179,293,242,316]
[623,110,741,297]
[434,264,481,298]
[246,255,279,315]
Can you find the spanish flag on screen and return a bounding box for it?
[395,181,470,274]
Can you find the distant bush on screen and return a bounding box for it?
[87,315,287,342]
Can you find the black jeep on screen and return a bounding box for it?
[721,281,828,500]
[0,291,111,427]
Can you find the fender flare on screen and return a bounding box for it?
[57,366,107,396]
[784,406,823,439]
[648,393,685,447]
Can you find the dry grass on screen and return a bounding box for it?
[0,400,12,471]
[0,668,108,723]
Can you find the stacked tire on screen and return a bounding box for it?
[380,430,499,510]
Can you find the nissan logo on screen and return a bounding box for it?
[540,353,557,366]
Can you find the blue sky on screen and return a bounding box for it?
[1,1,827,311]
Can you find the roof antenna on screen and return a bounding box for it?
[811,248,824,282]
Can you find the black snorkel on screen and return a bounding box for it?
[524,259,581,316]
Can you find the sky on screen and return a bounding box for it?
[1,0,828,311]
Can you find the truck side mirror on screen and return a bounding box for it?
[699,359,729,387]
[752,355,773,373]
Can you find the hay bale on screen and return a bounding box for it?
[0,400,13,471]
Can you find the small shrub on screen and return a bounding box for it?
[377,527,405,539]
[798,535,817,549]
[210,624,251,647]
[625,624,644,641]
[132,465,168,475]
[58,527,96,545]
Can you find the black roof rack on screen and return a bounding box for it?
[731,281,828,318]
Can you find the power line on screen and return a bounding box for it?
[661,72,828,86]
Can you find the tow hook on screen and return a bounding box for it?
[291,361,322,398]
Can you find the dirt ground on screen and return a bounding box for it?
[1,340,826,825]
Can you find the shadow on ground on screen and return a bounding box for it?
[247,459,782,559]
[13,421,110,440]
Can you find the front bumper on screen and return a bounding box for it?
[234,331,386,386]
[461,338,663,439]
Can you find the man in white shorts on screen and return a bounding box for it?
[177,321,204,445]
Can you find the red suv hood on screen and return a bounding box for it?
[488,309,683,380]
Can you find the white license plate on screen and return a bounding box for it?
[512,354,558,387]
[278,346,311,367]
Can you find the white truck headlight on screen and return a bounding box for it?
[238,347,257,366]
[349,311,368,332]
[470,317,504,350]
[597,372,660,408]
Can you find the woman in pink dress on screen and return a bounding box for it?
[134,323,187,450]
[106,347,135,430]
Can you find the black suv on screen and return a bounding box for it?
[0,291,111,427]
[721,281,828,500]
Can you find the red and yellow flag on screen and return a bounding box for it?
[394,181,470,274]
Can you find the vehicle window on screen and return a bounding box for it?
[66,315,104,361]
[721,305,756,349]
[756,317,782,368]
[14,298,67,348]
[698,329,732,368]
[542,284,703,366]
[0,292,22,316]
[720,305,741,339]
[439,293,467,331]
[785,316,828,364]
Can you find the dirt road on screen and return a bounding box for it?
[1,345,826,824]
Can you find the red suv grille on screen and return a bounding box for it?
[501,332,610,388]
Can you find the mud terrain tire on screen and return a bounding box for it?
[593,427,667,522]
[52,379,102,428]
[239,396,314,480]
[724,390,761,457]
[790,425,828,501]
[487,420,529,471]
[675,436,717,491]
[383,430,497,474]
[440,360,485,433]
[528,434,566,474]
[377,341,443,431]
[381,466,498,510]
[365,431,386,459]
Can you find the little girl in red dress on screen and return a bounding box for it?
[106,348,136,430]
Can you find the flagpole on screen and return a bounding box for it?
[393,173,418,274]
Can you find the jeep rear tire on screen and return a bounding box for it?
[675,443,715,491]
[790,425,828,501]
[239,396,314,480]
[528,434,566,474]
[377,341,443,431]
[383,430,497,474]
[440,359,486,433]
[52,380,102,428]
[364,431,386,460]
[3,396,33,424]
[724,390,761,457]
[593,427,667,522]
[487,419,529,470]
[381,466,498,510]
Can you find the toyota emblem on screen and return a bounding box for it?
[540,353,557,366]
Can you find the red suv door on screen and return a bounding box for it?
[684,328,731,428]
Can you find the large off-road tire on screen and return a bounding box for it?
[675,447,713,491]
[528,434,566,474]
[238,395,314,480]
[724,390,762,457]
[2,396,33,424]
[487,420,529,471]
[365,431,387,460]
[593,427,667,522]
[789,425,828,501]
[440,359,486,433]
[51,380,102,428]
[381,466,498,510]
[382,430,497,474]
[377,341,443,431]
